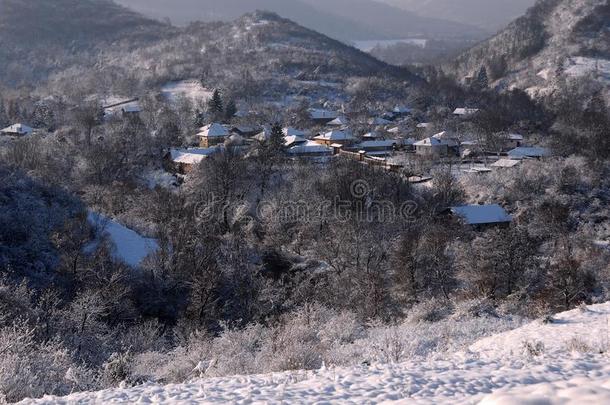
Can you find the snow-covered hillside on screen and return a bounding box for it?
[21,303,610,404]
[451,0,610,98]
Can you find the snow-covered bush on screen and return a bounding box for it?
[101,352,137,387]
[406,299,453,323]
[521,340,545,358]
[131,304,522,384]
[0,321,91,403]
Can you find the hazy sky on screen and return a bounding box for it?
[378,0,536,31]
[116,0,535,32]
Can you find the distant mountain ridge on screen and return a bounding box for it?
[0,0,419,87]
[115,0,487,41]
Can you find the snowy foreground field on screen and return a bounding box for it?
[22,303,610,404]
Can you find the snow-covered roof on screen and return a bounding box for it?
[453,108,479,116]
[387,127,401,134]
[1,123,33,135]
[450,204,512,225]
[287,140,332,155]
[416,122,431,128]
[432,131,459,147]
[357,140,398,148]
[463,167,492,174]
[121,102,141,113]
[309,108,338,120]
[233,125,260,134]
[198,123,229,138]
[284,135,307,147]
[508,147,550,158]
[327,116,349,126]
[314,130,355,141]
[491,159,521,168]
[169,147,218,164]
[227,134,246,145]
[369,117,392,126]
[508,133,524,141]
[432,131,453,140]
[103,100,141,116]
[283,127,306,137]
[363,131,380,139]
[414,137,443,146]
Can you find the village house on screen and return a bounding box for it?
[309,108,339,125]
[508,146,550,159]
[362,131,381,140]
[449,204,512,229]
[505,133,524,150]
[231,125,261,137]
[103,99,141,119]
[327,116,349,127]
[413,131,459,158]
[433,131,460,149]
[163,147,219,174]
[0,123,33,136]
[287,140,333,157]
[284,135,307,147]
[121,102,141,116]
[414,137,448,158]
[369,117,393,126]
[453,108,480,117]
[313,129,355,146]
[491,159,522,169]
[198,123,229,147]
[403,137,416,152]
[353,140,399,156]
[226,134,246,146]
[283,127,307,138]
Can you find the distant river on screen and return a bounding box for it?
[353,38,428,52]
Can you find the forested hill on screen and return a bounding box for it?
[447,0,610,97]
[0,0,175,85]
[0,0,418,88]
[0,0,167,47]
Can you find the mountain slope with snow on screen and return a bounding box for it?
[0,0,173,85]
[21,302,610,404]
[448,0,610,97]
